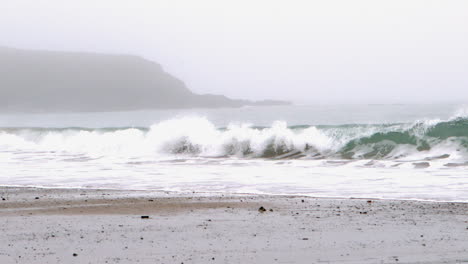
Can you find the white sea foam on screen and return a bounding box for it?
[0,117,338,158]
[1,115,468,162]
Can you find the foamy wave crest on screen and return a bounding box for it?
[1,115,468,161]
[451,105,468,120]
[0,117,334,158]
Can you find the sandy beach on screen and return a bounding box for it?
[0,187,466,264]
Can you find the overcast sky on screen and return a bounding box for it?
[1,0,467,104]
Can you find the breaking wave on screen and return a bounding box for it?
[1,114,468,162]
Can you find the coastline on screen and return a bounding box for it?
[1,186,467,263]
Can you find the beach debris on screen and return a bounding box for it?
[367,200,372,203]
[73,253,78,257]
[141,216,150,219]
[148,199,154,202]
[1,197,5,201]
[35,197,40,200]
[258,206,266,213]
[359,211,368,214]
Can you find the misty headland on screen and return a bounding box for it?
[0,46,290,112]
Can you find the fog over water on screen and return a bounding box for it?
[1,0,468,104]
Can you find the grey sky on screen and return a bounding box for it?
[1,0,467,104]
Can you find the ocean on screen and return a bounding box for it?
[1,104,467,201]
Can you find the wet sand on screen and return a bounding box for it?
[0,187,467,263]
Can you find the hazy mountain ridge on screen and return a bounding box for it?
[0,47,290,112]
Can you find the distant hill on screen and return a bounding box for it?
[0,47,290,112]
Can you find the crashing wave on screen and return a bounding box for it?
[1,112,468,161]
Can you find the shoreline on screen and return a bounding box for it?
[1,185,466,204]
[1,186,467,263]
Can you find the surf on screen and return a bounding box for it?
[1,113,468,163]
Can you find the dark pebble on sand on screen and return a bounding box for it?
[302,238,309,240]
[35,197,39,200]
[141,216,149,219]
[73,253,78,257]
[258,206,266,213]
